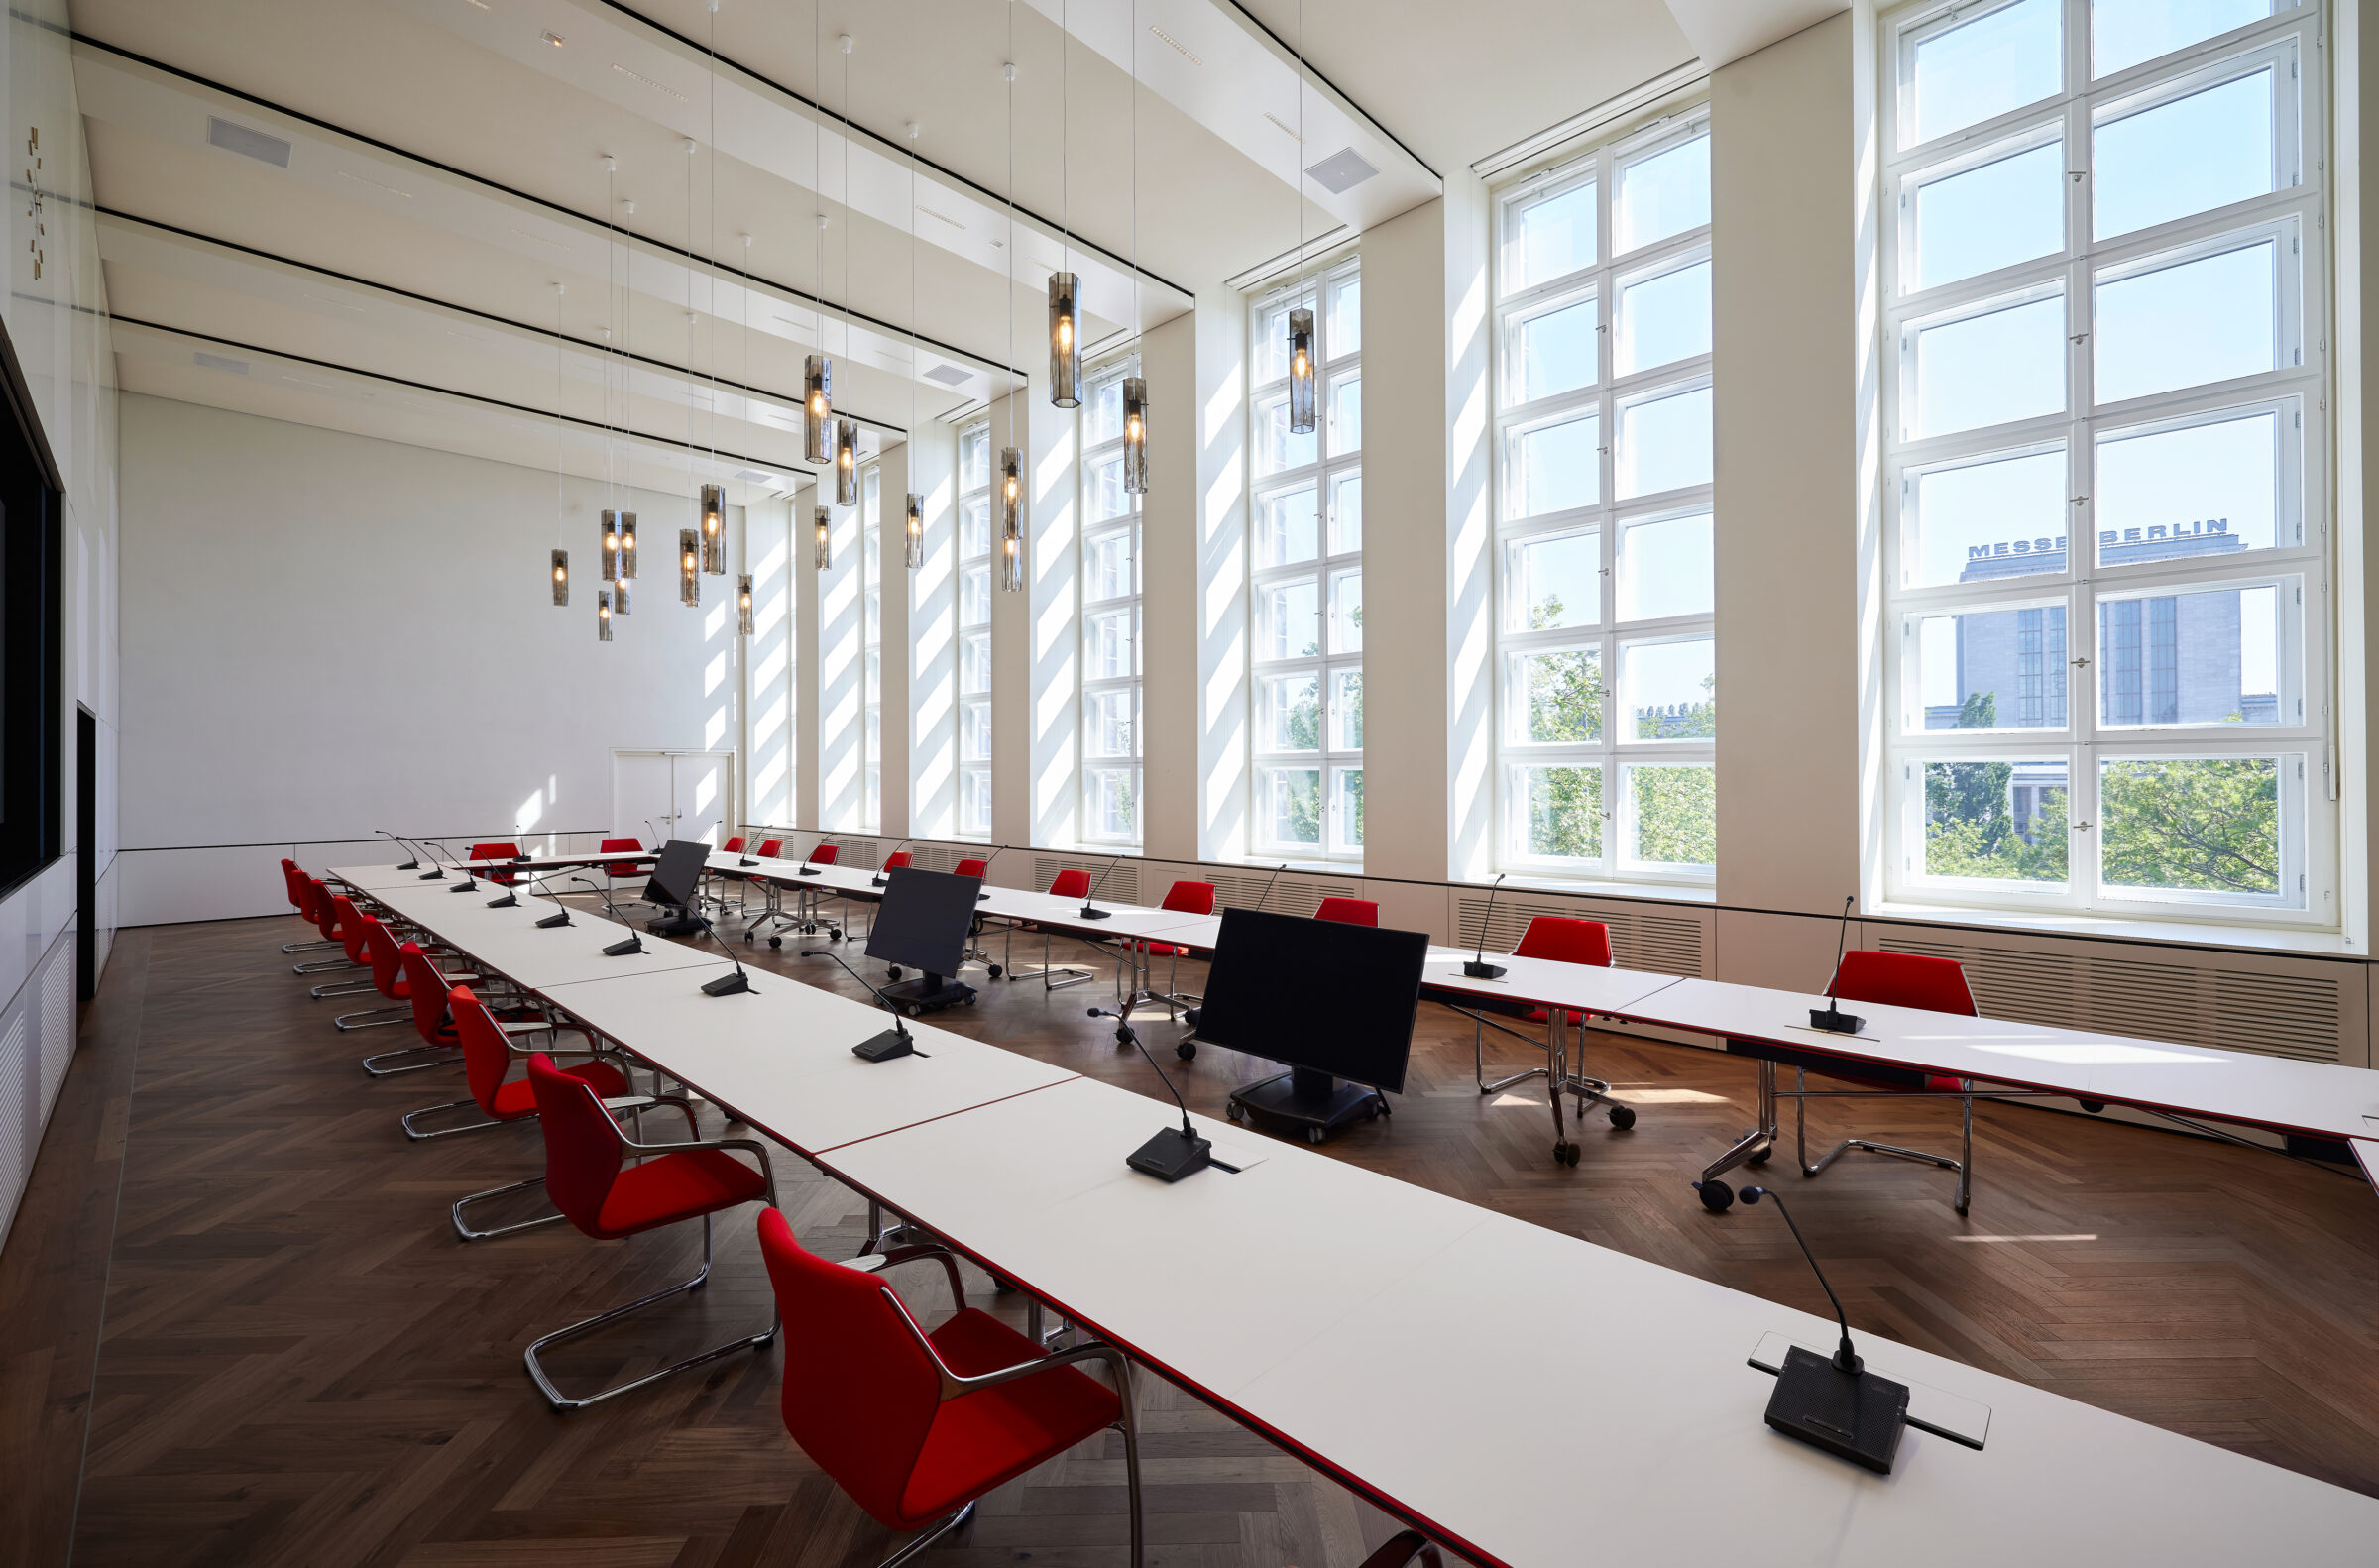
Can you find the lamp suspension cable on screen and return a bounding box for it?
[902,1,923,570]
[803,0,832,463]
[834,32,859,508]
[1122,0,1147,494]
[998,4,1024,592]
[1285,0,1314,435]
[1048,0,1079,408]
[552,280,569,605]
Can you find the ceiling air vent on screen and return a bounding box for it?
[1304,147,1378,195]
[206,116,291,168]
[923,363,971,387]
[192,352,249,375]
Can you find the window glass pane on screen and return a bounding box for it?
[1087,608,1136,680]
[1328,272,1362,356]
[1509,646,1602,744]
[1510,179,1597,291]
[1261,578,1322,660]
[2097,582,2282,726]
[1329,374,1363,456]
[1912,448,2070,587]
[1922,759,2070,882]
[1911,604,2070,729]
[1263,672,1320,751]
[1623,636,1716,738]
[1626,765,1716,868]
[961,497,990,558]
[1615,260,1709,377]
[1618,511,1714,620]
[2099,755,2282,896]
[1330,668,1365,752]
[962,429,989,490]
[960,564,989,624]
[1616,132,1710,252]
[1086,689,1136,756]
[2095,70,2276,240]
[1505,528,1600,632]
[2095,240,2276,404]
[1254,299,1296,383]
[1507,411,1600,517]
[1088,767,1137,838]
[1259,486,1320,567]
[1329,473,1364,554]
[1090,455,1128,521]
[2096,408,2278,561]
[961,629,990,692]
[1617,384,1713,499]
[1514,766,1603,860]
[1910,140,2065,291]
[1510,295,1599,402]
[1257,392,1317,475]
[1085,528,1136,600]
[1329,570,1363,654]
[2093,0,2274,78]
[1263,767,1323,847]
[864,647,880,702]
[961,699,992,760]
[1088,377,1125,443]
[1331,766,1365,852]
[1911,292,2066,437]
[961,767,991,834]
[1910,0,2063,146]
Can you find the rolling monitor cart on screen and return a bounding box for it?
[1195,908,1428,1145]
[868,867,981,1015]
[641,840,712,937]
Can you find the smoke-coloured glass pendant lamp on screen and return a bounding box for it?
[1048,272,1081,408]
[834,416,859,506]
[997,445,1025,592]
[679,529,701,606]
[601,511,622,581]
[904,492,924,568]
[552,549,570,606]
[804,355,833,463]
[737,573,754,635]
[597,587,614,640]
[813,504,833,571]
[1122,377,1149,495]
[613,575,633,616]
[1287,306,1316,434]
[699,483,727,574]
[618,511,639,581]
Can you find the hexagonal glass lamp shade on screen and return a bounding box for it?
[1048,271,1081,408]
[1287,306,1315,434]
[835,417,859,506]
[617,512,639,581]
[600,511,621,581]
[804,354,833,463]
[700,483,727,574]
[813,504,833,572]
[737,573,754,635]
[679,529,700,607]
[551,549,569,606]
[1122,377,1149,495]
[613,574,633,616]
[597,587,614,640]
[998,446,1025,592]
[904,492,924,569]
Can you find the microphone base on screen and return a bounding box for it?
[449,880,478,893]
[738,857,759,867]
[535,912,572,929]
[871,876,888,887]
[603,936,644,956]
[852,1028,916,1062]
[1807,1007,1866,1035]
[1077,906,1114,920]
[798,867,823,876]
[1126,1125,1211,1182]
[485,894,519,909]
[1763,1345,1908,1474]
[419,870,445,881]
[701,970,753,997]
[396,860,419,871]
[1462,959,1507,979]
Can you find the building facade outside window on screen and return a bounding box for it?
[957,420,994,839]
[1249,257,1363,861]
[1490,109,1717,886]
[1878,0,2331,924]
[1080,358,1142,844]
[861,462,882,834]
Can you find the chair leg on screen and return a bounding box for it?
[522,1213,779,1412]
[282,937,341,953]
[362,1043,460,1077]
[453,1175,567,1241]
[877,1502,978,1568]
[292,955,365,975]
[1468,1009,1550,1095]
[334,1005,410,1031]
[1113,1363,1146,1568]
[310,976,379,999]
[400,1099,511,1140]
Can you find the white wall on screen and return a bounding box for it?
[115,394,742,924]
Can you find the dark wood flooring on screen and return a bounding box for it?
[3,905,2375,1566]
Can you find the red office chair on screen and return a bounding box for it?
[340,913,420,1034]
[1141,880,1214,1020]
[288,878,364,977]
[753,841,846,947]
[1314,896,1378,926]
[945,859,1004,978]
[953,856,987,878]
[368,941,538,1078]
[755,1207,1144,1567]
[1449,916,1636,1163]
[306,893,390,1002]
[521,1053,779,1410]
[881,850,912,871]
[757,839,785,858]
[811,843,840,865]
[279,859,339,954]
[599,837,646,879]
[1705,952,1979,1216]
[1003,868,1101,990]
[470,841,526,886]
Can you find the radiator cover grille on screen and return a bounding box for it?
[1453,894,1708,976]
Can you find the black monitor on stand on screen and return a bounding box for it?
[867,867,980,1015]
[1192,908,1428,1145]
[642,839,711,937]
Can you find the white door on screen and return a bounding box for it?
[613,751,676,846]
[613,749,736,846]
[672,752,731,845]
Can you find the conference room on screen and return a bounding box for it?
[3,0,2377,1562]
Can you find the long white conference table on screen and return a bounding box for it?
[333,860,2379,1562]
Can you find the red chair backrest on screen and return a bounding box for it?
[600,837,644,877]
[527,1052,625,1237]
[1831,951,1977,1016]
[470,842,521,864]
[364,916,407,999]
[811,843,839,865]
[755,1206,943,1527]
[1514,915,1612,967]
[758,840,784,858]
[724,836,745,854]
[882,850,912,870]
[331,894,376,962]
[282,858,307,912]
[398,943,457,1043]
[1048,867,1091,899]
[307,879,344,939]
[1161,880,1215,915]
[954,857,988,879]
[1315,897,1378,927]
[451,986,516,1116]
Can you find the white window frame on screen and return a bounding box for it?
[860,461,882,834]
[957,419,994,840]
[1078,356,1143,846]
[1249,257,1364,863]
[1878,0,2332,926]
[1491,107,1717,887]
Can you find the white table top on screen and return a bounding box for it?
[1420,946,1685,1014]
[345,871,734,990]
[330,860,448,890]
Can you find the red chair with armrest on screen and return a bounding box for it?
[305,892,391,1002]
[470,841,526,886]
[1142,880,1214,1019]
[289,878,365,975]
[279,860,340,954]
[880,849,912,871]
[1002,868,1102,990]
[1447,915,1636,1166]
[1314,897,1378,926]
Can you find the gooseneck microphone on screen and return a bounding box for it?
[1808,895,1864,1035]
[1464,873,1509,979]
[1740,1185,1911,1473]
[571,876,645,955]
[1744,1186,1859,1374]
[1253,862,1288,913]
[871,839,917,888]
[974,843,1010,902]
[529,868,575,927]
[431,840,478,892]
[805,947,918,1060]
[1078,852,1125,920]
[1092,1006,1211,1182]
[687,906,754,996]
[377,830,422,872]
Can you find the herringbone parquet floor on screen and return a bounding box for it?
[4,905,2376,1567]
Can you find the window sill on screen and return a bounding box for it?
[1866,898,2360,959]
[1485,873,1719,906]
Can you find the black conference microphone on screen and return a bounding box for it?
[572,876,645,955]
[973,843,1010,902]
[1093,1006,1211,1182]
[805,947,919,1061]
[429,841,478,892]
[797,838,826,876]
[1077,851,1125,920]
[529,868,576,928]
[376,829,421,872]
[1739,1185,1909,1473]
[1464,873,1509,979]
[871,838,917,888]
[413,838,450,881]
[1253,862,1288,912]
[1808,894,1864,1035]
[686,906,755,996]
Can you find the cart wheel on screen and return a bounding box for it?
[768,936,783,949]
[1695,1178,1735,1213]
[1114,1025,1133,1045]
[1226,1101,1244,1123]
[829,928,843,942]
[744,933,753,945]
[887,964,903,981]
[908,1005,924,1018]
[1306,1127,1325,1145]
[1608,1103,1637,1130]
[988,964,1004,979]
[1563,1142,1581,1166]
[1176,1041,1196,1061]
[1552,1141,1568,1165]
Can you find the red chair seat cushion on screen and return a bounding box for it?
[487,1060,630,1121]
[1524,1008,1586,1027]
[898,1308,1123,1523]
[595,1148,768,1236]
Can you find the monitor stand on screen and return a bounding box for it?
[1228,1066,1384,1146]
[645,904,705,937]
[878,970,975,1015]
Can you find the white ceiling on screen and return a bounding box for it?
[74,0,1729,500]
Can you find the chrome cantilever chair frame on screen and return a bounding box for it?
[398,1019,609,1140]
[451,1076,666,1242]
